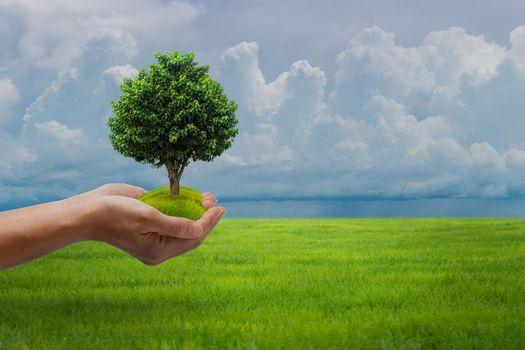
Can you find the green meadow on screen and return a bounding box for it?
[0,219,524,349]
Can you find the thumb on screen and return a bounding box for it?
[153,214,203,239]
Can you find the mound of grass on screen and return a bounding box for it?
[138,185,205,220]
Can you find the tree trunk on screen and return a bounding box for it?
[166,161,180,197]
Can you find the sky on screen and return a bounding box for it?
[1,0,525,210]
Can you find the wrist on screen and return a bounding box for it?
[64,199,102,242]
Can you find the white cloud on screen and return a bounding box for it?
[23,68,79,122]
[0,132,38,170]
[199,26,525,199]
[220,41,327,169]
[33,120,85,144]
[4,0,204,73]
[0,0,204,205]
[510,26,525,59]
[4,19,525,205]
[222,42,326,119]
[0,77,20,123]
[332,26,507,119]
[102,64,138,84]
[96,64,139,93]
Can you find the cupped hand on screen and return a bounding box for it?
[79,187,223,266]
[0,183,223,270]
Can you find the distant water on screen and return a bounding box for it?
[2,197,525,218]
[222,198,525,218]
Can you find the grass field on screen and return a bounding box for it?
[0,218,524,349]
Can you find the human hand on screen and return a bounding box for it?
[0,184,223,270]
[79,191,224,266]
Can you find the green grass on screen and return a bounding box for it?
[0,218,524,349]
[139,185,205,220]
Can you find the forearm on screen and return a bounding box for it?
[0,200,64,220]
[0,201,92,270]
[0,191,97,221]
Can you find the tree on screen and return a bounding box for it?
[108,51,238,196]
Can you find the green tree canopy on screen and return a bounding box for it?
[109,50,238,196]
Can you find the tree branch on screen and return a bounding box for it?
[176,157,188,178]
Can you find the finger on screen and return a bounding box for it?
[99,183,147,198]
[201,192,217,209]
[208,207,225,231]
[152,207,225,261]
[202,192,217,203]
[202,198,215,209]
[172,208,225,255]
[198,207,224,241]
[197,207,225,235]
[171,236,205,256]
[202,192,217,201]
[125,185,147,198]
[152,214,203,239]
[164,216,220,257]
[160,207,225,260]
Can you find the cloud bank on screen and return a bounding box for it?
[1,0,525,206]
[213,26,525,199]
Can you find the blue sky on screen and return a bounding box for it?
[1,0,525,209]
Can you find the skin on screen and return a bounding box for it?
[0,183,225,270]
